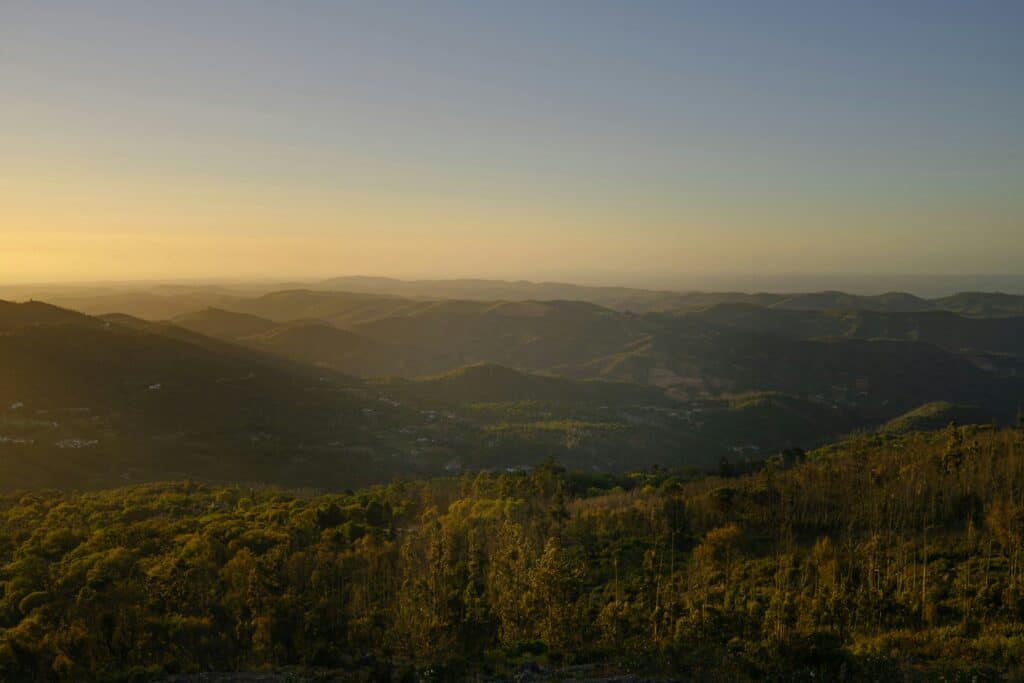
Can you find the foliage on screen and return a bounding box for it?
[0,427,1024,679]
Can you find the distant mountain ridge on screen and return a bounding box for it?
[172,307,279,338]
[686,303,1024,355]
[14,277,1024,320]
[314,277,1024,316]
[153,291,1024,428]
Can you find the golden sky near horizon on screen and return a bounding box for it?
[3,2,1022,284]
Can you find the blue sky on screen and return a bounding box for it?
[2,1,1022,282]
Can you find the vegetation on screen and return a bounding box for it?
[2,292,1024,679]
[877,401,991,435]
[686,303,1024,355]
[0,305,825,489]
[3,295,1022,495]
[168,294,1024,425]
[372,363,669,407]
[1,424,1024,680]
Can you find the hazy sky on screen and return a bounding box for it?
[3,1,1022,284]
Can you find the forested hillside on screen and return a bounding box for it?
[0,302,404,490]
[165,293,1024,425]
[685,304,1024,355]
[4,295,1023,494]
[2,424,1024,680]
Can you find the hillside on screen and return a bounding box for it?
[767,290,932,312]
[934,291,1024,317]
[347,299,636,376]
[223,289,430,326]
[3,424,1024,680]
[5,294,1022,493]
[0,315,413,490]
[242,321,391,371]
[174,307,407,375]
[33,288,244,320]
[374,362,669,406]
[316,275,692,312]
[173,307,279,339]
[316,277,1024,316]
[165,292,1024,426]
[556,318,1021,421]
[314,277,1024,316]
[371,366,864,474]
[0,299,96,330]
[5,304,870,487]
[686,304,1024,355]
[876,400,993,435]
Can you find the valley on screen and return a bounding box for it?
[2,282,1022,493]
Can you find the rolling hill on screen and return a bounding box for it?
[0,299,96,330]
[372,362,670,407]
[241,321,392,371]
[314,277,1024,316]
[8,277,1024,320]
[0,307,415,490]
[173,307,408,375]
[167,291,1024,425]
[5,292,1022,492]
[685,304,1024,355]
[172,307,279,339]
[222,289,429,326]
[933,291,1024,317]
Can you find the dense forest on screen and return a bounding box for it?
[3,423,1024,681]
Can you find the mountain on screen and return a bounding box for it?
[0,312,419,490]
[7,290,1022,492]
[314,278,938,314]
[34,288,243,320]
[315,275,688,312]
[373,362,669,407]
[0,298,895,485]
[0,282,307,321]
[241,321,392,371]
[349,298,642,377]
[173,307,407,375]
[0,299,96,329]
[223,289,429,326]
[2,302,790,488]
[686,304,1024,356]
[9,278,1024,320]
[767,290,933,312]
[171,291,1023,424]
[314,276,1024,316]
[201,292,641,378]
[932,291,1024,317]
[581,324,1019,421]
[172,307,278,339]
[342,298,1020,422]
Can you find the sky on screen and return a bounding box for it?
[2,1,1023,286]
